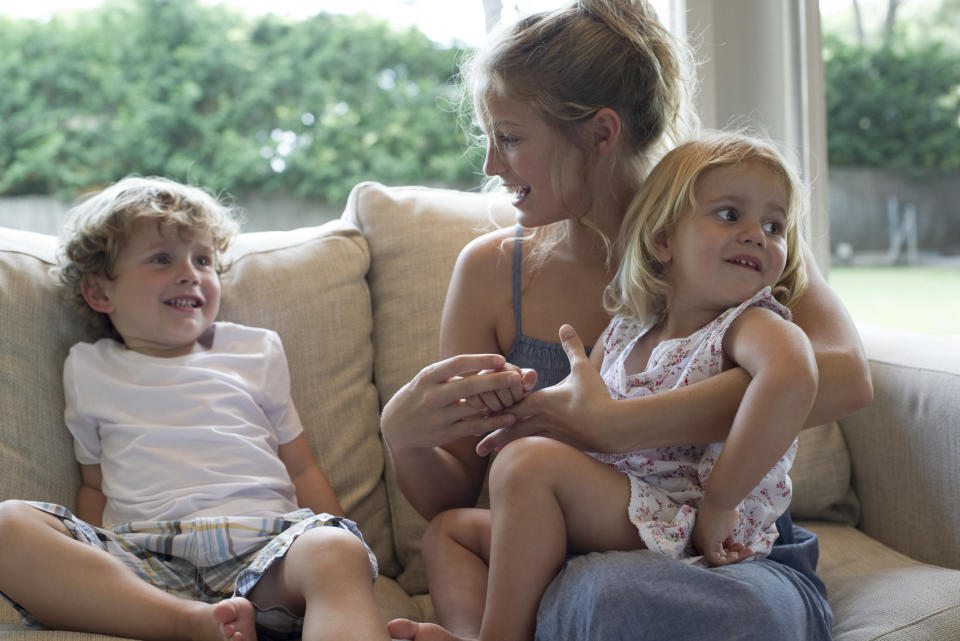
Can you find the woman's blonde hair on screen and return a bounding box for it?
[56,176,241,336]
[461,0,699,257]
[605,131,809,323]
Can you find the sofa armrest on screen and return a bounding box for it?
[838,324,960,570]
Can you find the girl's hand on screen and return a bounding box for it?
[381,353,523,452]
[464,363,538,413]
[476,324,612,456]
[692,499,754,567]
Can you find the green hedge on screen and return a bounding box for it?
[0,0,480,202]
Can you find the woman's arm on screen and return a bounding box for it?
[488,253,873,453]
[77,464,106,527]
[791,244,874,425]
[279,433,344,517]
[382,231,521,520]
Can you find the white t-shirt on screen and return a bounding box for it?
[63,322,303,526]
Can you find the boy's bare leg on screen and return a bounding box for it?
[247,525,390,641]
[0,500,250,641]
[421,508,491,636]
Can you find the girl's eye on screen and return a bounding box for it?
[763,221,784,236]
[195,255,212,267]
[716,208,738,222]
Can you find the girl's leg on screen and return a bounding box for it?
[421,508,491,636]
[0,500,242,641]
[246,525,389,641]
[479,437,642,641]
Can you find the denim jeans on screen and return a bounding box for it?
[536,518,833,641]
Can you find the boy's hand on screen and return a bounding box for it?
[463,363,538,414]
[693,499,754,567]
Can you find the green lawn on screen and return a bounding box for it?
[828,265,960,335]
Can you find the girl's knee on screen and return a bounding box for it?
[488,436,571,494]
[422,508,490,565]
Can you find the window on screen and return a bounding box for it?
[819,0,960,335]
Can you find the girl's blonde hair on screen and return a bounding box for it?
[605,131,809,323]
[57,176,241,336]
[462,0,699,256]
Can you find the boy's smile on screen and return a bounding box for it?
[82,220,221,358]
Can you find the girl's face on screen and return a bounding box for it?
[83,220,221,357]
[657,161,790,317]
[478,92,589,227]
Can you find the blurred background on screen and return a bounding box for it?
[1,0,957,334]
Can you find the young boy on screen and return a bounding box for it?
[0,177,391,641]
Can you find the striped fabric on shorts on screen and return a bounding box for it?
[7,502,378,640]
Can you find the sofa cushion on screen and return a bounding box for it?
[806,521,960,641]
[342,181,515,593]
[789,422,860,525]
[219,220,396,577]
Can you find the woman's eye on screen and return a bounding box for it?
[497,134,519,146]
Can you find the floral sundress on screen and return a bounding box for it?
[589,287,798,560]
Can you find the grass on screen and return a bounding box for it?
[827,265,960,335]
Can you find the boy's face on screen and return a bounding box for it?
[82,220,221,357]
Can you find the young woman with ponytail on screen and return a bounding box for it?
[382,2,871,639]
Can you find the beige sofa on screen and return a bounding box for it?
[1,181,959,640]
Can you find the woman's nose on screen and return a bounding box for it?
[483,139,505,177]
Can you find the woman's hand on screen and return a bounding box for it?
[381,353,528,453]
[477,324,613,456]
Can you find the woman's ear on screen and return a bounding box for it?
[80,275,115,314]
[589,107,622,157]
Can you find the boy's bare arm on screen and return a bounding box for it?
[278,434,344,517]
[77,464,106,527]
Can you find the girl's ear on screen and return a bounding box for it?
[589,107,622,157]
[652,228,673,264]
[80,275,115,314]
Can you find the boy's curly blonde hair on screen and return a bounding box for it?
[56,176,241,337]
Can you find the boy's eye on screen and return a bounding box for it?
[152,254,171,265]
[195,255,212,267]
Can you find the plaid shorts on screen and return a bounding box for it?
[7,501,378,641]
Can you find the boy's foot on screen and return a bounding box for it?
[213,597,257,641]
[387,618,472,641]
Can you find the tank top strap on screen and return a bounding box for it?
[511,224,524,338]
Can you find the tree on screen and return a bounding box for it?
[0,0,478,204]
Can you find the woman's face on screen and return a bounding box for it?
[478,92,590,227]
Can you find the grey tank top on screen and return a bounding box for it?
[503,226,590,390]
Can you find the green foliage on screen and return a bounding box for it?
[0,0,479,202]
[823,35,960,176]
